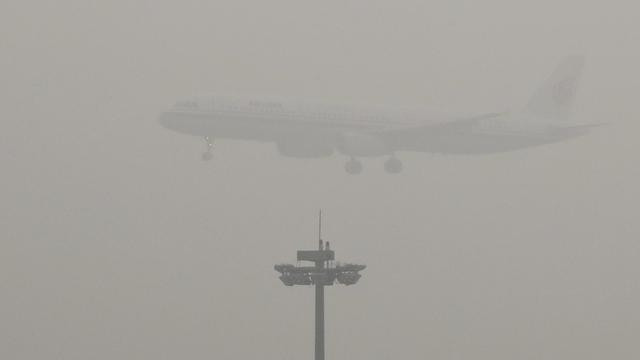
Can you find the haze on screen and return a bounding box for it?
[2,1,639,359]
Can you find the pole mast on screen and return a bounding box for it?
[315,209,325,360]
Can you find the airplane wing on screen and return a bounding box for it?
[374,112,505,140]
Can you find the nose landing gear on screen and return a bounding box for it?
[345,158,363,175]
[201,136,214,161]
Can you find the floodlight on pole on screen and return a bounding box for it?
[274,212,365,360]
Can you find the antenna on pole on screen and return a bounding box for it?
[318,210,323,250]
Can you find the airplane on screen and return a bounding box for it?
[158,56,595,174]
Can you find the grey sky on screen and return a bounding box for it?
[1,1,639,359]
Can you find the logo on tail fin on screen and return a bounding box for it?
[553,76,578,108]
[523,56,584,123]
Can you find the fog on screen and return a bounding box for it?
[2,1,639,359]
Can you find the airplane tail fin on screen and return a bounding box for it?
[522,55,585,124]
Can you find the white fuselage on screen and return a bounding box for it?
[159,94,585,158]
[158,57,590,173]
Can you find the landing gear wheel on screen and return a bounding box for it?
[345,158,363,175]
[384,157,403,174]
[201,136,214,161]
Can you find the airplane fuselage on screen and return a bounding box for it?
[158,94,586,157]
[158,57,589,173]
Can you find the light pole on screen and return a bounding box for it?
[274,213,365,360]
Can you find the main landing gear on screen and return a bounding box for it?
[343,156,404,174]
[384,156,403,174]
[201,136,214,161]
[345,158,363,175]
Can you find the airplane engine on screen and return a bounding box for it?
[338,133,391,157]
[276,138,334,158]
